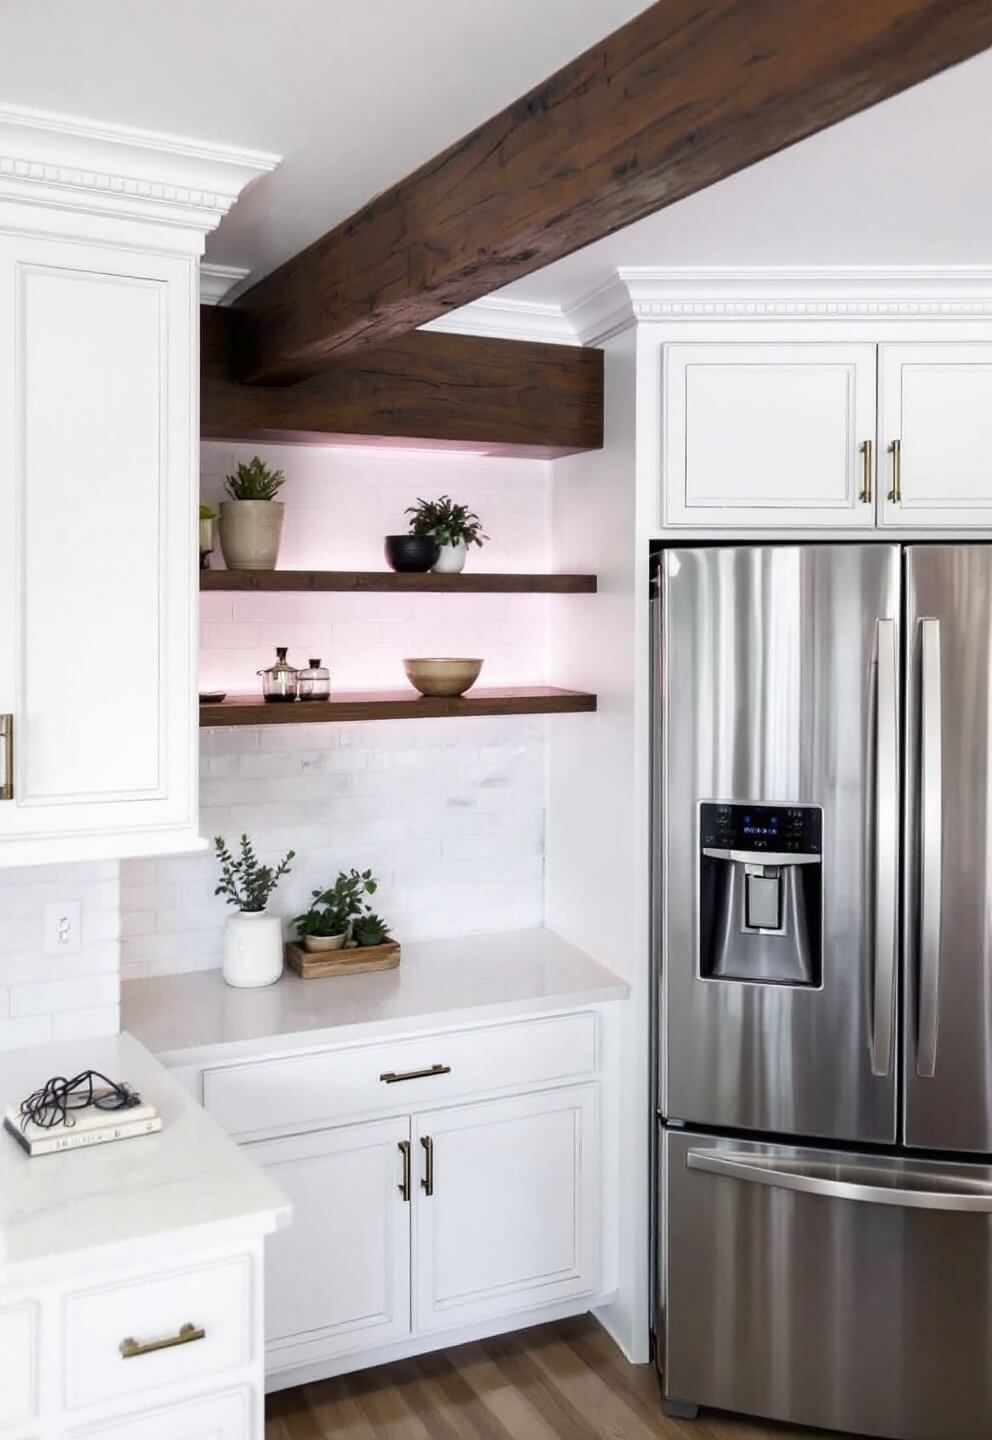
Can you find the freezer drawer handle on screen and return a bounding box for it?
[916,617,943,1079]
[686,1149,992,1212]
[871,619,898,1077]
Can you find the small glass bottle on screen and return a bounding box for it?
[257,646,299,703]
[298,657,331,702]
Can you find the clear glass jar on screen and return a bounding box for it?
[258,646,299,703]
[298,657,331,702]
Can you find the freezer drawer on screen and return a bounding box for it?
[662,1128,992,1440]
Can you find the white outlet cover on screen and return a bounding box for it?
[44,900,82,956]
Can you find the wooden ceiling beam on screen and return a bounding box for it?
[232,0,992,383]
[200,307,602,457]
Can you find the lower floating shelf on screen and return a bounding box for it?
[199,686,597,727]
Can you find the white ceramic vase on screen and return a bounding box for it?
[431,540,468,574]
[218,500,284,570]
[223,911,284,988]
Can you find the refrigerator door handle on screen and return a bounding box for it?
[871,618,899,1077]
[687,1149,992,1212]
[916,618,943,1079]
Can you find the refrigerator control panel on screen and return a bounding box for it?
[700,802,822,856]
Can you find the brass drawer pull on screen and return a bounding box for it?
[398,1139,412,1202]
[859,439,873,504]
[120,1322,205,1360]
[887,438,902,503]
[0,714,12,801]
[421,1134,435,1197]
[379,1063,451,1084]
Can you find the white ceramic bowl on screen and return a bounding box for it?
[403,657,483,698]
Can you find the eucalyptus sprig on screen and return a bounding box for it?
[224,456,286,502]
[214,834,294,913]
[405,495,488,549]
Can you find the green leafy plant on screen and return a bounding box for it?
[199,503,216,521]
[405,495,488,549]
[214,835,294,913]
[351,911,391,947]
[293,869,378,940]
[224,456,286,502]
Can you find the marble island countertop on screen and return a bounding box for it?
[123,927,629,1066]
[0,1032,289,1287]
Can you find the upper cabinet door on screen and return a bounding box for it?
[663,342,878,530]
[878,343,992,528]
[0,235,199,864]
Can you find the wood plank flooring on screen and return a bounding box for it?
[265,1314,848,1440]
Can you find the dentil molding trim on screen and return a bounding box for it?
[426,267,992,348]
[0,103,279,238]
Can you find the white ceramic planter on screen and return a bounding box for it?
[219,500,284,570]
[223,911,284,988]
[431,540,468,574]
[303,931,347,953]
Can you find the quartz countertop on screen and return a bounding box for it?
[0,1032,289,1287]
[123,927,628,1066]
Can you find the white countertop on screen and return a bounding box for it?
[123,928,628,1066]
[0,1032,289,1288]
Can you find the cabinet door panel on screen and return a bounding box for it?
[66,1387,252,1439]
[413,1086,599,1333]
[0,235,198,862]
[247,1118,411,1371]
[0,1301,37,1430]
[879,343,992,527]
[664,342,877,529]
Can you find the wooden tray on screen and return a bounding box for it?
[286,940,401,979]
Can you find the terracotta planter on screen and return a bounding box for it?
[303,931,347,953]
[219,500,284,570]
[431,540,468,574]
[223,911,283,988]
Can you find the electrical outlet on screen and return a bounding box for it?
[44,900,81,956]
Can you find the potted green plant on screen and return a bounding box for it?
[219,456,287,571]
[214,835,295,987]
[199,503,217,569]
[405,494,489,574]
[349,911,392,948]
[293,869,378,953]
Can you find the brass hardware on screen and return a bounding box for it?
[398,1139,411,1202]
[120,1322,205,1360]
[859,439,873,504]
[0,714,12,801]
[420,1135,435,1197]
[379,1063,451,1085]
[887,438,902,503]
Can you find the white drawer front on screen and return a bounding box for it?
[0,1301,37,1430]
[66,1386,252,1439]
[64,1256,252,1411]
[203,1012,598,1138]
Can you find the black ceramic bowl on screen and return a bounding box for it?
[384,534,440,573]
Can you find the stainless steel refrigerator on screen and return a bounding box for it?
[654,544,992,1440]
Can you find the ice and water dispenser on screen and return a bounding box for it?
[698,803,823,986]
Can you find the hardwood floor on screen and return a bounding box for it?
[264,1314,848,1439]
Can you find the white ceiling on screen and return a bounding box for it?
[494,47,992,310]
[0,0,648,283]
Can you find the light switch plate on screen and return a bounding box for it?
[44,900,81,956]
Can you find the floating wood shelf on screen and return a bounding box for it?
[200,569,596,595]
[199,686,596,727]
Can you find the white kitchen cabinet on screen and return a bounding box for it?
[878,343,992,527]
[249,1119,412,1369]
[65,1388,253,1440]
[413,1086,599,1333]
[663,342,877,529]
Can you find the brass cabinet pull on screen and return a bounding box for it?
[379,1063,451,1085]
[859,439,873,504]
[398,1139,412,1202]
[887,438,902,503]
[120,1322,205,1360]
[420,1135,435,1197]
[0,714,12,801]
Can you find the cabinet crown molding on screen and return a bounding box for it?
[427,267,992,348]
[0,103,279,242]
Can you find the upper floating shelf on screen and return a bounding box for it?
[200,686,597,727]
[200,569,597,595]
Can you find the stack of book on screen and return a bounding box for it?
[3,1095,161,1157]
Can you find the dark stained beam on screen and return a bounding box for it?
[200,307,602,457]
[232,0,992,382]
